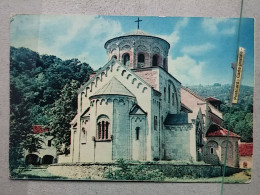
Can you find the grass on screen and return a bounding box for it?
[11,166,68,180]
[164,169,251,183]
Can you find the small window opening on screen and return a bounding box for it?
[210,147,214,154]
[48,140,52,147]
[138,53,145,63]
[123,53,130,66]
[152,55,158,66]
[136,127,140,140]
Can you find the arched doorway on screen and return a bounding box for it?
[25,154,39,165]
[42,155,54,164]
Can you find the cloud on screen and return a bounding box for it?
[160,18,189,44]
[10,15,123,69]
[202,18,236,36]
[181,43,215,56]
[168,55,205,85]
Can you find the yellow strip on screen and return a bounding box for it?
[232,47,245,104]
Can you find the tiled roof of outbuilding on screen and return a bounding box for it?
[207,124,240,138]
[239,142,253,156]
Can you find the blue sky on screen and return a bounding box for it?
[10,15,254,86]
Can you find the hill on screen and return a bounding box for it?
[187,84,253,143]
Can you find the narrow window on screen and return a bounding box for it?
[152,55,158,66]
[210,147,214,154]
[123,53,130,66]
[168,86,170,103]
[172,93,175,106]
[138,53,144,63]
[154,116,158,130]
[136,127,140,140]
[164,87,166,101]
[48,140,51,147]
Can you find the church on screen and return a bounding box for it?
[61,22,240,167]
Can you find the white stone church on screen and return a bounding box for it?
[60,27,240,167]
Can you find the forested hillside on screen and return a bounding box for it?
[10,47,93,172]
[187,84,253,143]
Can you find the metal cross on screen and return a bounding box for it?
[135,17,142,29]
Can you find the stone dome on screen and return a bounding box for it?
[104,29,170,71]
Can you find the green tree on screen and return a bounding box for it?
[47,80,80,154]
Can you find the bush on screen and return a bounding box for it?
[105,159,165,181]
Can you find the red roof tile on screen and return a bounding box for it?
[207,127,240,138]
[239,142,253,156]
[33,125,48,134]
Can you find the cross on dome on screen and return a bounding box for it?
[135,17,142,29]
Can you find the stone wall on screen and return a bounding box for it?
[47,163,242,180]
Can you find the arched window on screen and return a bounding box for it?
[97,115,110,140]
[111,55,117,60]
[138,53,145,63]
[152,55,158,66]
[122,53,130,66]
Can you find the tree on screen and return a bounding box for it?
[47,80,80,154]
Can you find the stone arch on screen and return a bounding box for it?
[121,45,131,51]
[101,72,106,81]
[138,53,145,63]
[105,66,110,76]
[152,47,160,53]
[106,98,112,104]
[42,155,54,164]
[127,74,132,80]
[142,87,147,93]
[100,99,106,105]
[132,78,137,84]
[96,114,110,140]
[204,140,219,165]
[137,82,143,88]
[152,54,159,66]
[25,154,39,165]
[90,82,95,92]
[136,45,147,52]
[119,98,125,105]
[121,69,127,76]
[122,52,130,66]
[96,77,101,87]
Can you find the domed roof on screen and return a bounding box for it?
[90,77,135,98]
[123,29,151,36]
[104,29,170,49]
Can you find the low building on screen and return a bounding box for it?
[24,125,57,165]
[238,142,253,168]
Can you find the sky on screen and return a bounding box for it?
[10,15,254,86]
